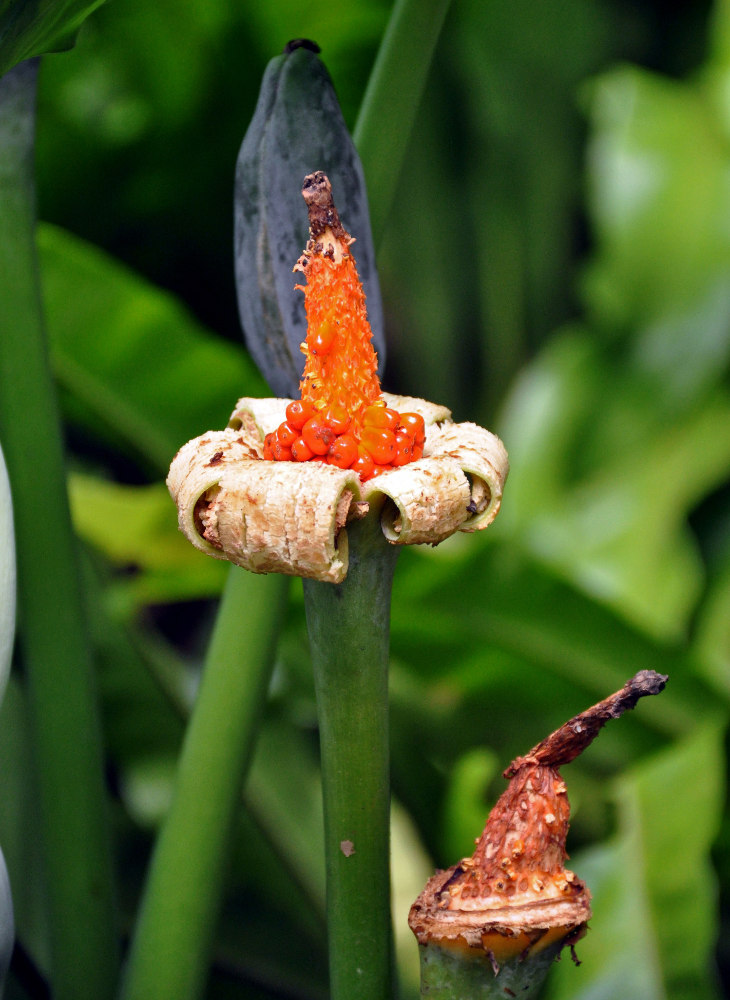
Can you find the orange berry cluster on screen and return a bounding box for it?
[263,399,426,481]
[264,171,426,481]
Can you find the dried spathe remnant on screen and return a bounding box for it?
[168,393,507,582]
[409,767,589,963]
[409,671,668,967]
[167,427,364,583]
[167,173,509,583]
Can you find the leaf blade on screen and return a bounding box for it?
[0,0,107,76]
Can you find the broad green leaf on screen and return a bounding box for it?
[0,0,106,77]
[39,223,266,475]
[583,66,730,335]
[496,327,607,526]
[498,327,730,639]
[521,392,730,640]
[544,723,725,1000]
[68,473,226,609]
[390,541,707,762]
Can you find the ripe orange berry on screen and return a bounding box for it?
[263,432,275,460]
[398,412,426,445]
[363,404,400,431]
[286,400,317,430]
[302,415,336,456]
[392,430,414,466]
[309,319,336,355]
[322,404,350,435]
[276,422,298,448]
[351,449,375,481]
[271,439,293,461]
[292,438,314,462]
[327,433,358,469]
[361,427,397,466]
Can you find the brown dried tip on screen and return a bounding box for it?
[301,171,350,245]
[409,671,667,964]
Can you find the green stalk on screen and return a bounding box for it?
[354,0,454,242]
[417,942,563,998]
[0,59,119,1000]
[303,513,400,1000]
[120,566,288,1000]
[296,11,453,995]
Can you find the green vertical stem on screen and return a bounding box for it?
[120,567,288,1000]
[354,0,453,243]
[417,942,563,999]
[0,59,119,1000]
[303,513,400,1000]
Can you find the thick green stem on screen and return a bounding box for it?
[303,514,399,1000]
[418,942,563,999]
[0,59,119,1000]
[120,567,288,1000]
[354,0,453,243]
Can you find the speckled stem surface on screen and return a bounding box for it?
[418,941,562,999]
[303,512,399,1000]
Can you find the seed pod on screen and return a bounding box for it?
[234,41,385,397]
[409,671,668,999]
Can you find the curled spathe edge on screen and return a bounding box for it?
[167,393,509,584]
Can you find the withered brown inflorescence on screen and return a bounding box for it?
[409,671,668,969]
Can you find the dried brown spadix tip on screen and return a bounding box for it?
[409,671,667,996]
[301,170,350,246]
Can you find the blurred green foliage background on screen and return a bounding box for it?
[1,0,729,997]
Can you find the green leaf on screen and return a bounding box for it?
[498,327,730,639]
[39,223,266,474]
[234,43,385,396]
[544,723,725,1000]
[521,392,730,640]
[390,540,707,766]
[0,0,106,77]
[68,473,226,610]
[583,66,730,336]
